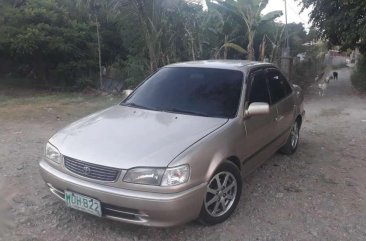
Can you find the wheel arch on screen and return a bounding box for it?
[226,156,241,171]
[206,155,242,182]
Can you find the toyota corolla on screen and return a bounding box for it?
[40,60,305,227]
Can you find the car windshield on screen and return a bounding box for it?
[122,67,244,118]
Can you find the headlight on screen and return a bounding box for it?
[161,165,190,186]
[123,165,190,186]
[123,168,165,186]
[45,142,62,164]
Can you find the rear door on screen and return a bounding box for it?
[266,68,295,138]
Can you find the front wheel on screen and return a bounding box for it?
[198,161,242,225]
[280,120,300,155]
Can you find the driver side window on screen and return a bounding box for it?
[248,70,270,105]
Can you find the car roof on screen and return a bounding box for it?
[165,60,275,71]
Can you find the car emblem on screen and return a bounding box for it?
[83,166,91,175]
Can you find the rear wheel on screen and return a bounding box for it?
[198,161,242,225]
[280,120,300,155]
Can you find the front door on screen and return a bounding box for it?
[241,69,277,175]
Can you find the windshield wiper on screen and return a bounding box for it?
[163,108,210,117]
[122,103,210,117]
[121,102,157,111]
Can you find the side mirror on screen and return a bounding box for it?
[244,102,270,118]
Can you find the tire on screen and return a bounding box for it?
[280,120,300,155]
[198,161,242,225]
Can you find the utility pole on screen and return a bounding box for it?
[284,0,289,48]
[281,0,292,81]
[283,0,290,54]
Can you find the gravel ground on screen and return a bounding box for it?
[1,68,366,241]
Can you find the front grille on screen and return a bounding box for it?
[64,156,121,182]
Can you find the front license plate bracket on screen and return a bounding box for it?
[64,191,102,217]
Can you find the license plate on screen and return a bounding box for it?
[65,191,102,217]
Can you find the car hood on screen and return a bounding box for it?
[50,105,228,169]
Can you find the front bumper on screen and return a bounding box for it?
[39,160,206,227]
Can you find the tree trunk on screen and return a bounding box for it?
[224,35,228,59]
[191,37,196,61]
[259,35,266,62]
[185,26,196,61]
[270,29,279,63]
[134,0,159,73]
[247,31,255,61]
[96,16,103,89]
[147,38,158,73]
[271,26,285,63]
[33,57,48,86]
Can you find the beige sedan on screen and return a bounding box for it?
[40,60,305,227]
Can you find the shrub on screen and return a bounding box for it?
[291,59,320,91]
[351,56,366,92]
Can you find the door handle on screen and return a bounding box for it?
[275,115,284,122]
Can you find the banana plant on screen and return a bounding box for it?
[212,0,283,60]
[216,42,247,59]
[204,0,245,59]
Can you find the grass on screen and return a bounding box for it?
[0,76,37,88]
[0,81,123,122]
[0,92,116,107]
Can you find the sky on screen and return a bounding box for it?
[262,0,312,30]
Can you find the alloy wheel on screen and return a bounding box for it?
[204,171,237,217]
[291,122,299,148]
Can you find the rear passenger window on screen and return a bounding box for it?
[281,75,293,95]
[248,71,270,104]
[267,69,292,103]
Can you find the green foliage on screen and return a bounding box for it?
[351,56,366,91]
[292,40,328,91]
[301,0,366,54]
[209,0,283,60]
[119,55,149,89]
[292,60,318,91]
[0,0,312,89]
[287,23,307,57]
[0,0,98,85]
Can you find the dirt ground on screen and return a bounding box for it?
[1,68,366,241]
